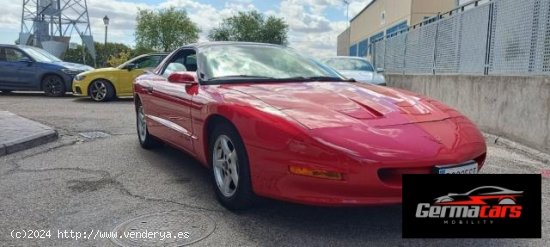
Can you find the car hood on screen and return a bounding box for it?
[79,67,120,75]
[224,81,484,161]
[226,82,453,129]
[52,61,94,71]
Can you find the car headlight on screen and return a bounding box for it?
[74,73,86,81]
[61,68,82,75]
[375,74,385,82]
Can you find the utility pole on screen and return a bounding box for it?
[344,0,351,56]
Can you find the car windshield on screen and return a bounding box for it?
[200,44,344,83]
[19,46,62,63]
[324,58,374,72]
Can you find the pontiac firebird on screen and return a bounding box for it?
[133,42,487,210]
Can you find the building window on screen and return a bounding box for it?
[349,44,358,56]
[358,39,369,57]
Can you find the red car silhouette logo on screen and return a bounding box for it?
[435,186,523,205]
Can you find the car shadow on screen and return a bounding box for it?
[71,97,134,104]
[139,143,520,246]
[0,91,74,97]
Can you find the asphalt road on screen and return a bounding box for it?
[0,92,548,247]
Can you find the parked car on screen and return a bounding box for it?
[134,42,486,210]
[321,56,386,86]
[72,53,167,102]
[0,44,93,96]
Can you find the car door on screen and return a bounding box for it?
[8,48,36,88]
[119,55,164,94]
[0,48,34,89]
[148,49,197,153]
[0,47,14,87]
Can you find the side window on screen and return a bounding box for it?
[4,48,26,62]
[0,48,6,61]
[185,54,197,72]
[161,50,197,77]
[135,55,163,69]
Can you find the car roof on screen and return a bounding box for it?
[146,53,169,56]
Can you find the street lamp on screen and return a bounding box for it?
[343,0,351,56]
[343,0,350,26]
[103,15,109,66]
[103,15,109,45]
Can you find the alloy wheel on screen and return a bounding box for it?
[90,81,108,101]
[137,105,147,142]
[44,76,64,96]
[213,135,239,197]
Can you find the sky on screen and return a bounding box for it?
[0,0,371,58]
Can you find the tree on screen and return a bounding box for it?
[64,42,132,68]
[135,7,200,52]
[107,51,131,67]
[209,10,288,45]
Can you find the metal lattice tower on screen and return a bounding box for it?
[19,0,96,60]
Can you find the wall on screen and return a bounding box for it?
[386,74,550,153]
[349,0,412,45]
[410,0,456,24]
[337,28,350,56]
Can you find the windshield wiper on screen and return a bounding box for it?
[208,75,277,81]
[280,76,346,82]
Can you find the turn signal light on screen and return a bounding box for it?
[289,165,343,180]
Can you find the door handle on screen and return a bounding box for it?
[144,86,153,94]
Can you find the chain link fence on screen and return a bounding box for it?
[371,0,550,75]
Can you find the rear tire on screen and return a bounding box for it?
[136,101,162,149]
[42,75,66,97]
[209,123,255,210]
[89,79,115,102]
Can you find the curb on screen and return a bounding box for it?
[0,111,59,157]
[0,130,58,156]
[483,133,550,164]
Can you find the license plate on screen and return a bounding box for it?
[434,162,478,174]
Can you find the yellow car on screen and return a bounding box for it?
[72,53,167,102]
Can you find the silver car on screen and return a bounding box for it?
[321,56,386,86]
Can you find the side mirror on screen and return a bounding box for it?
[19,57,33,64]
[376,68,385,73]
[124,63,137,71]
[167,72,197,85]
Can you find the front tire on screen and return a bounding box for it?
[89,79,115,102]
[210,123,255,210]
[136,101,161,149]
[42,75,66,97]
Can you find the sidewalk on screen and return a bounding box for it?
[0,111,57,156]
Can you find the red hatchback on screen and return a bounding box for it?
[134,42,487,210]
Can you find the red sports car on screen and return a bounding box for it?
[133,42,487,210]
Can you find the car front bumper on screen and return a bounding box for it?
[245,145,486,207]
[72,79,88,96]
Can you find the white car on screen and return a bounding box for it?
[321,56,386,86]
